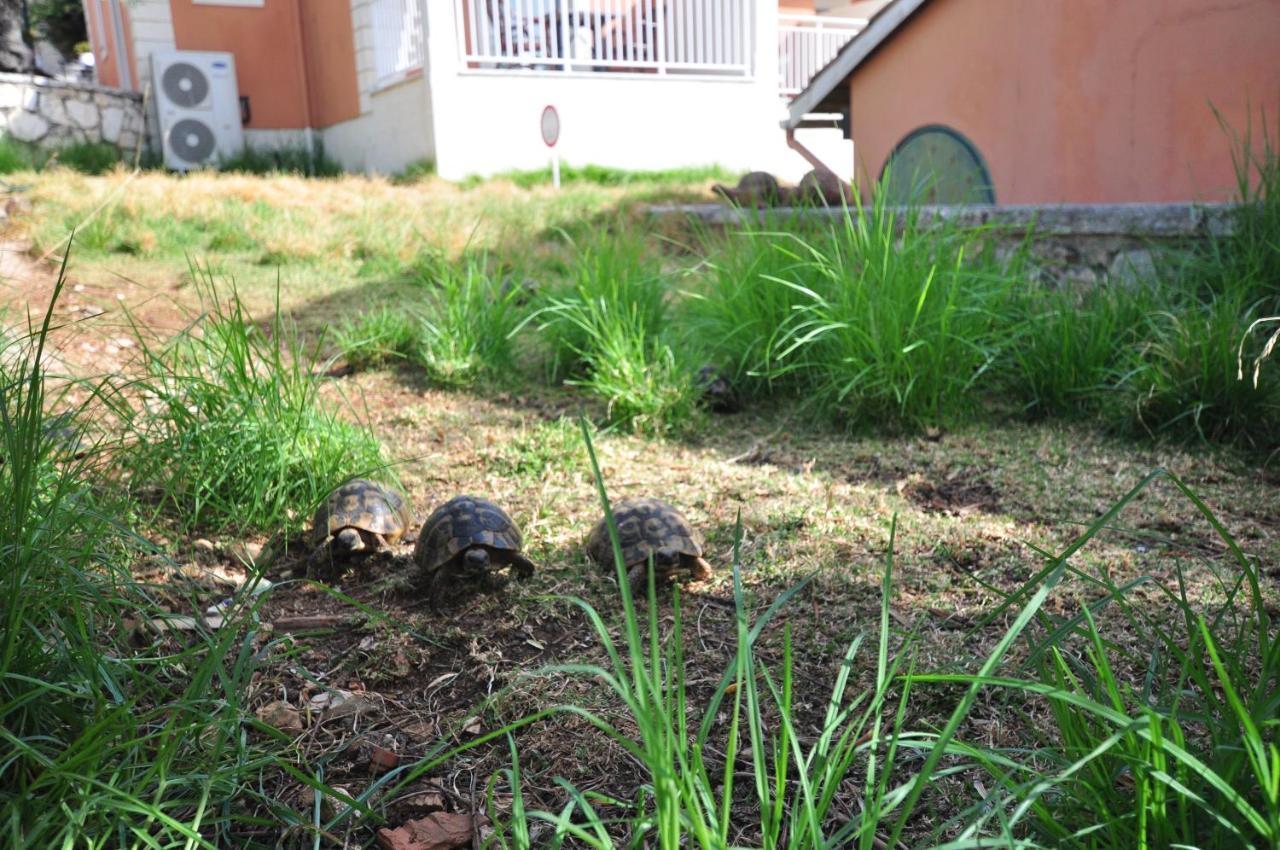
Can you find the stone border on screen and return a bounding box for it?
[0,72,147,156]
[647,202,1242,288]
[646,202,1237,237]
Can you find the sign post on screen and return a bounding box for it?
[540,104,561,190]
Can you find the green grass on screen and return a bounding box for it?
[48,141,123,175]
[528,229,699,433]
[333,305,419,369]
[221,141,343,177]
[122,265,388,533]
[0,271,287,848]
[926,471,1280,849]
[465,162,736,190]
[690,194,1022,429]
[479,427,1280,849]
[407,256,530,387]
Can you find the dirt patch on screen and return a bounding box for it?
[897,471,1002,516]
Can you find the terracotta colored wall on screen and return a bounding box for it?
[780,0,817,12]
[85,0,136,90]
[298,0,360,128]
[170,0,308,129]
[849,0,1280,203]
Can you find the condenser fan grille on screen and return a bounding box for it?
[168,118,217,164]
[161,62,211,109]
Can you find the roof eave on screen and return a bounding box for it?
[782,0,933,129]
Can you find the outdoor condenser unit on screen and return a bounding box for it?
[151,50,244,171]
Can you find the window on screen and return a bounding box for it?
[371,0,425,86]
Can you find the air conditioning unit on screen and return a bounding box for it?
[151,50,243,171]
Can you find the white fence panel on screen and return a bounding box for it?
[372,0,426,85]
[778,14,864,98]
[456,0,752,77]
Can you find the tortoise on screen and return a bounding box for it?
[797,168,853,207]
[694,364,740,413]
[712,171,783,208]
[309,478,413,571]
[413,495,535,590]
[586,498,713,589]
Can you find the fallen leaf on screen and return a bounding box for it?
[376,812,474,850]
[369,745,399,774]
[461,716,482,736]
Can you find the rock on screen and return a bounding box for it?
[256,700,304,735]
[376,812,476,850]
[101,106,124,142]
[0,85,21,110]
[8,110,48,142]
[38,93,68,127]
[193,538,216,553]
[65,98,98,130]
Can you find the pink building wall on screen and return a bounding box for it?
[849,0,1280,203]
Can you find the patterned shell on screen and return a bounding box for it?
[314,479,412,542]
[586,498,703,569]
[414,495,524,572]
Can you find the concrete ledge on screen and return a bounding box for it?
[647,202,1238,237]
[0,71,143,101]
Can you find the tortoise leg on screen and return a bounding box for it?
[689,556,713,582]
[627,562,653,594]
[306,542,334,579]
[510,554,536,580]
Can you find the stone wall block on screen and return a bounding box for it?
[101,106,124,143]
[39,92,69,126]
[66,98,99,130]
[8,110,49,142]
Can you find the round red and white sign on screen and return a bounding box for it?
[540,105,560,148]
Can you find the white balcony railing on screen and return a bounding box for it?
[778,13,865,98]
[372,0,426,86]
[457,0,752,77]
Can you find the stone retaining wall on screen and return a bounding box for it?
[0,72,146,156]
[648,202,1238,288]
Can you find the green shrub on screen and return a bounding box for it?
[691,193,1021,429]
[123,268,387,533]
[49,141,122,175]
[0,135,39,173]
[529,230,697,432]
[408,257,528,387]
[221,141,342,177]
[333,305,420,369]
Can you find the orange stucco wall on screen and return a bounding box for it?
[297,0,360,128]
[780,0,817,12]
[849,0,1280,203]
[85,0,137,90]
[170,0,309,129]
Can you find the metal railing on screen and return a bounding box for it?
[457,0,752,77]
[778,13,865,97]
[371,0,426,85]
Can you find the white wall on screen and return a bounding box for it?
[321,74,434,174]
[421,0,821,182]
[129,0,178,81]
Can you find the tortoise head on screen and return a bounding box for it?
[464,547,491,573]
[333,527,364,554]
[653,547,681,568]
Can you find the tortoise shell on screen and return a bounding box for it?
[312,478,412,545]
[586,498,704,570]
[414,495,524,573]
